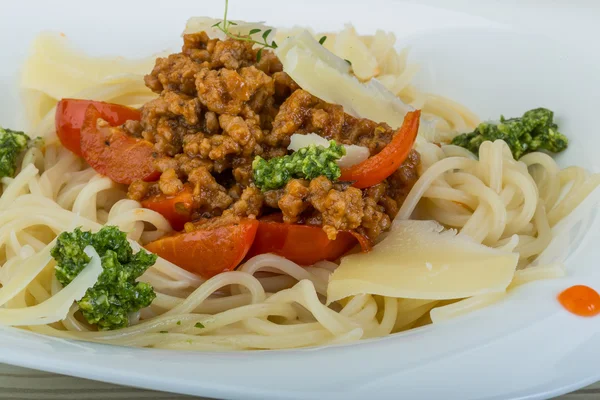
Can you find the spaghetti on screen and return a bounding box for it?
[0,23,597,351]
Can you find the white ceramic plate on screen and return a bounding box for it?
[2,1,600,399]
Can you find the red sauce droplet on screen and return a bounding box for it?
[558,285,600,317]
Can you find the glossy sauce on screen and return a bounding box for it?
[558,285,600,317]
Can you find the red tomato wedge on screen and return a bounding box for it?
[247,218,371,266]
[145,219,259,278]
[141,185,195,231]
[340,110,421,189]
[56,99,141,157]
[80,105,160,185]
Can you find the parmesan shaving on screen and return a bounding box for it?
[277,30,350,74]
[277,32,412,128]
[333,25,379,81]
[21,33,157,101]
[0,246,103,326]
[327,220,519,303]
[288,133,370,168]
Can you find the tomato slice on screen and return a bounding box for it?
[247,218,370,265]
[80,105,160,185]
[56,99,141,157]
[145,219,259,278]
[340,110,421,189]
[141,185,194,231]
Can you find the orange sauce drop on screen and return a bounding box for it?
[558,285,600,317]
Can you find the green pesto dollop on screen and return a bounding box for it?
[252,140,346,191]
[451,108,568,159]
[51,226,157,331]
[0,127,30,179]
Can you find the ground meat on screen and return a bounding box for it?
[123,120,143,137]
[224,187,264,218]
[195,66,273,116]
[263,189,282,209]
[232,161,253,187]
[386,149,421,208]
[141,91,201,155]
[267,89,395,154]
[182,32,212,63]
[273,72,300,100]
[127,180,152,202]
[174,154,214,175]
[158,168,183,196]
[268,89,316,146]
[145,54,202,96]
[128,34,422,243]
[210,38,256,70]
[359,196,391,241]
[278,179,310,223]
[188,167,232,215]
[204,111,221,135]
[219,114,263,156]
[308,177,364,240]
[255,50,283,75]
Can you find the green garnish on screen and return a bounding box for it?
[195,322,205,328]
[51,226,157,331]
[213,0,327,62]
[176,321,182,325]
[0,127,31,179]
[252,140,345,191]
[451,107,568,159]
[212,0,278,62]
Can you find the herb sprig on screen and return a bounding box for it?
[212,0,328,62]
[212,0,278,62]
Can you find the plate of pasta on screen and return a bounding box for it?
[1,0,600,399]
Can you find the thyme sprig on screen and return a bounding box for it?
[211,0,278,62]
[212,0,328,62]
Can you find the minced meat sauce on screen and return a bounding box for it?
[126,32,420,242]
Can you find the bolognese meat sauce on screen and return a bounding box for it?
[127,32,420,242]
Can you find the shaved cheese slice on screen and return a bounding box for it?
[333,25,379,81]
[21,33,158,101]
[277,30,350,74]
[276,31,414,129]
[327,220,518,303]
[369,30,397,67]
[0,246,103,326]
[184,17,276,43]
[288,133,370,168]
[274,26,317,49]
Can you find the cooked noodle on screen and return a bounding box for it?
[0,26,598,351]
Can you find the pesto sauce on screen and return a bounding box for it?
[252,140,346,191]
[0,127,30,179]
[51,226,157,330]
[451,108,568,159]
